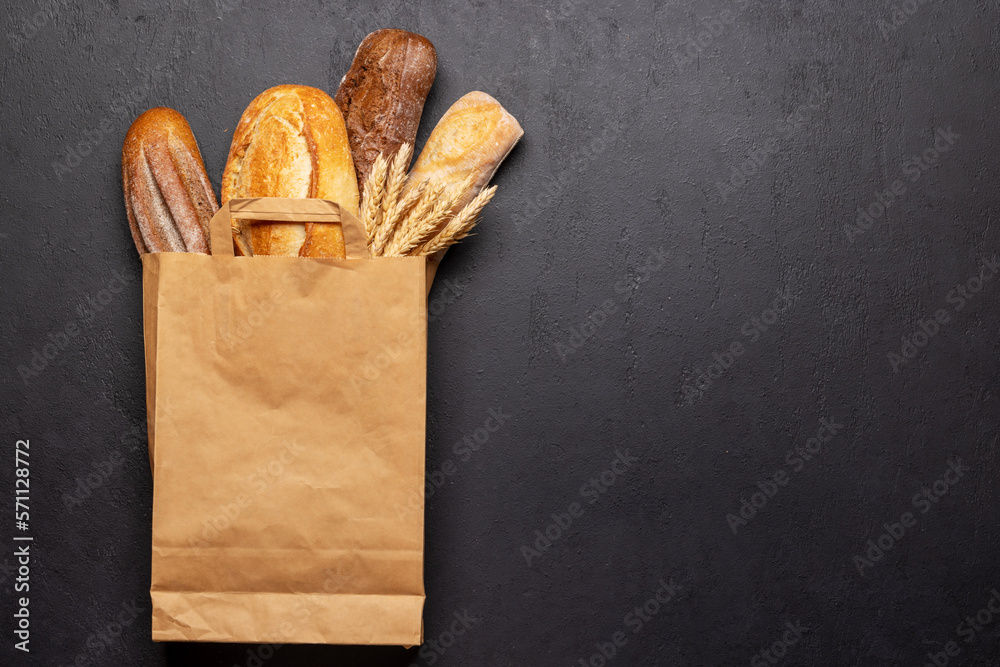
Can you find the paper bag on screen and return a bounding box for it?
[141,198,426,644]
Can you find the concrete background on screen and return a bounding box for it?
[2,0,999,664]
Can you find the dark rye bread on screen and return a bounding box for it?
[334,29,437,191]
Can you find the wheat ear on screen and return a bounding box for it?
[371,143,412,255]
[360,153,389,251]
[376,180,427,256]
[409,174,478,255]
[419,186,497,256]
[384,181,443,256]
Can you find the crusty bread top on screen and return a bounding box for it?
[122,107,218,254]
[334,29,437,191]
[407,91,523,211]
[221,85,359,257]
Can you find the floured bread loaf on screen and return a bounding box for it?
[221,85,359,258]
[122,107,218,254]
[406,91,522,211]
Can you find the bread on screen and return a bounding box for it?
[334,29,437,193]
[221,85,359,258]
[122,107,218,254]
[406,91,522,211]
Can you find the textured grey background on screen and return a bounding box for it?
[2,0,1000,665]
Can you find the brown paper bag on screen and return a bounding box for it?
[141,198,426,645]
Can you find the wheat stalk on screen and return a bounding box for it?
[376,180,427,256]
[363,143,497,258]
[383,143,412,215]
[379,144,411,223]
[418,185,497,256]
[360,153,389,251]
[406,174,477,255]
[384,181,442,256]
[437,173,477,215]
[370,144,414,256]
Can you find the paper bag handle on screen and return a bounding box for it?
[209,198,369,259]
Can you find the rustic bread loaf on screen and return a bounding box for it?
[406,91,522,212]
[122,107,218,254]
[221,85,359,258]
[334,29,437,192]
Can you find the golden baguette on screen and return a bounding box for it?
[406,91,522,212]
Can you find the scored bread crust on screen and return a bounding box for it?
[122,107,218,254]
[334,29,437,193]
[406,91,523,212]
[221,84,359,258]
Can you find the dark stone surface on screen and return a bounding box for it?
[2,0,1000,664]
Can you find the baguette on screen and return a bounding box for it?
[406,91,522,213]
[121,107,218,254]
[334,29,437,193]
[221,85,359,258]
